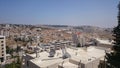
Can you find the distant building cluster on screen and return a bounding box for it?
[0,24,113,68]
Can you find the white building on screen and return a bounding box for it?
[0,36,6,64]
[72,32,86,47]
[0,29,10,37]
[24,46,107,68]
[72,33,79,45]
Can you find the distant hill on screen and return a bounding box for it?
[73,26,112,33]
[0,23,113,35]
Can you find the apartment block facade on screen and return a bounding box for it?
[0,36,6,63]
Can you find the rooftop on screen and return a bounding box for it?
[27,46,105,68]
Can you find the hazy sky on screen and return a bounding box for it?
[0,0,119,28]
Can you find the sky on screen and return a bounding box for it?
[0,0,119,28]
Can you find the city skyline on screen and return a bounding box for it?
[0,0,119,28]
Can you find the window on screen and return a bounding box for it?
[2,54,4,56]
[0,37,4,39]
[0,58,4,62]
[1,41,3,43]
[1,48,4,50]
[2,51,4,53]
[1,44,4,46]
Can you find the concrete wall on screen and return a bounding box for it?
[85,58,100,68]
[29,61,40,68]
[69,58,101,68]
[28,60,63,68]
[24,54,35,68]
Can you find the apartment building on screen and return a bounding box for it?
[0,36,6,63]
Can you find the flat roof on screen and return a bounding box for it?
[27,46,105,67]
[59,61,78,68]
[96,38,113,45]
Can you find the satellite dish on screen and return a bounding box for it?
[35,46,40,58]
[49,48,56,57]
[61,45,71,59]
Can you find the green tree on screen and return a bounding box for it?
[77,43,81,47]
[6,46,10,54]
[5,57,21,68]
[6,46,15,55]
[5,62,16,68]
[105,2,120,68]
[17,57,21,64]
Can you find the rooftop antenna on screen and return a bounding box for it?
[61,44,71,59]
[35,45,40,58]
[61,61,64,67]
[37,35,40,44]
[49,46,56,57]
[78,60,81,68]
